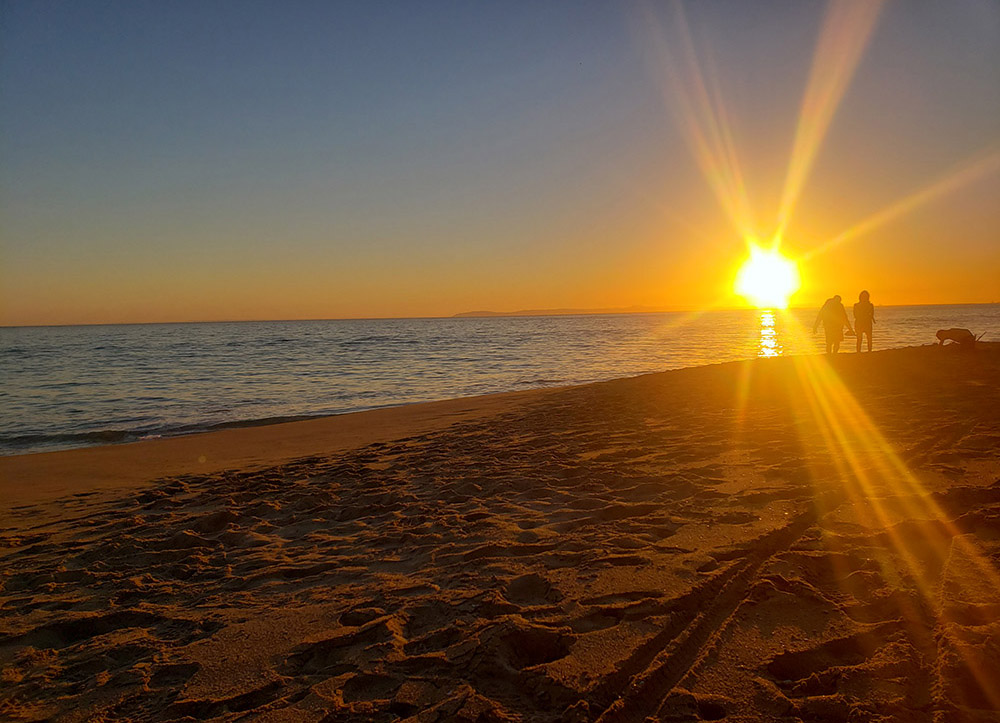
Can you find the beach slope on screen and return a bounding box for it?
[2,345,999,721]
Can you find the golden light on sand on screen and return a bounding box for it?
[734,244,800,309]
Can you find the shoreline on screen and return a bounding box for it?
[0,385,552,505]
[0,340,961,460]
[0,385,584,460]
[0,345,898,463]
[0,343,989,505]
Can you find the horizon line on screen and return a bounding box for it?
[2,300,998,329]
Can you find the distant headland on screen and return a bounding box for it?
[452,306,672,318]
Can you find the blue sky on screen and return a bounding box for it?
[2,1,998,324]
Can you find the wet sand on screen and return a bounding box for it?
[2,344,999,721]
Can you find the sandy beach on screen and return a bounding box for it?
[2,344,999,722]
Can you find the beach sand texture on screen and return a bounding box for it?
[2,345,999,722]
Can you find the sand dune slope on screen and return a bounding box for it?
[2,345,999,721]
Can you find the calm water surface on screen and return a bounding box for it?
[2,305,997,455]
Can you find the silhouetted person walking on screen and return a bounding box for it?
[814,295,854,354]
[853,290,875,352]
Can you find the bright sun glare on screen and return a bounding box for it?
[735,244,801,309]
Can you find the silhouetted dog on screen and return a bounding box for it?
[935,328,984,346]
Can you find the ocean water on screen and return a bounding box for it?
[1,304,997,456]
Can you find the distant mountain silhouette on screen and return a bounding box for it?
[452,306,671,318]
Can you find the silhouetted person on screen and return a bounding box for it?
[853,290,875,352]
[813,295,854,354]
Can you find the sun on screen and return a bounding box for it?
[735,244,801,309]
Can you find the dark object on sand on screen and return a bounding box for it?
[935,328,985,346]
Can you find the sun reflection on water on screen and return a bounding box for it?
[758,310,781,358]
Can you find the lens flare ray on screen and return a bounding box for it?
[638,0,888,266]
[805,149,1000,261]
[776,0,885,235]
[638,1,756,237]
[774,312,1000,710]
[638,0,989,313]
[635,1,999,702]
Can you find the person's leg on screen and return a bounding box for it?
[866,331,872,352]
[833,340,840,353]
[857,332,862,352]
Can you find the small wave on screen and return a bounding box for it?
[226,337,297,348]
[200,413,331,432]
[0,429,138,450]
[340,335,395,346]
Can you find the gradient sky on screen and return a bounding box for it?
[2,0,998,325]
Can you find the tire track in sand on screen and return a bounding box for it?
[594,509,816,723]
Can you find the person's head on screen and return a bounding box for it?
[859,290,870,302]
[833,295,841,303]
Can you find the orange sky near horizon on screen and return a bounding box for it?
[1,2,998,327]
[4,193,997,327]
[3,121,998,326]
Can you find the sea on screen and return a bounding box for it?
[1,304,997,456]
